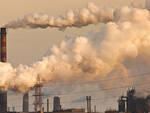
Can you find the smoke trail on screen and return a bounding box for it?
[4,3,113,29]
[1,6,150,93]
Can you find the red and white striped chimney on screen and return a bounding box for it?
[1,28,7,62]
[0,28,7,113]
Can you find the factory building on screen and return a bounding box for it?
[118,96,126,112]
[52,96,85,113]
[118,88,150,113]
[126,88,150,113]
[7,96,86,113]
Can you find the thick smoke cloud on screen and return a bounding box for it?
[1,5,150,93]
[4,3,113,29]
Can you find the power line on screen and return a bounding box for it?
[42,71,150,88]
[7,70,150,109]
[7,70,150,111]
[7,79,150,103]
[8,70,150,100]
[8,84,150,110]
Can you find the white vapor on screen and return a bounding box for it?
[4,3,113,29]
[1,5,150,93]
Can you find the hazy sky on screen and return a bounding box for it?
[0,0,146,112]
[0,0,132,66]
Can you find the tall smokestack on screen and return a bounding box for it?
[23,92,29,112]
[0,28,7,113]
[1,28,6,62]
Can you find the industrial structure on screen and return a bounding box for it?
[117,88,150,113]
[0,28,87,113]
[104,88,150,113]
[33,75,43,112]
[0,28,7,113]
[52,96,85,113]
[53,96,61,112]
[47,99,50,112]
[1,27,150,113]
[86,96,91,113]
[23,92,29,112]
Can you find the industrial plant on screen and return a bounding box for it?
[0,28,90,113]
[0,26,150,113]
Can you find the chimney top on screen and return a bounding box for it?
[1,28,6,34]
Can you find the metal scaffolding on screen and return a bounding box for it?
[33,75,43,112]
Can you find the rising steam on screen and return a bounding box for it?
[4,3,113,29]
[1,5,150,93]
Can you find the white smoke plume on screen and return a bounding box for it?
[1,6,150,93]
[4,3,113,29]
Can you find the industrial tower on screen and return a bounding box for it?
[33,75,43,112]
[0,28,7,113]
[23,92,29,112]
[86,96,91,113]
[53,96,61,112]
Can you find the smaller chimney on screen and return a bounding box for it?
[86,96,91,113]
[53,96,61,112]
[47,98,49,112]
[23,92,29,112]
